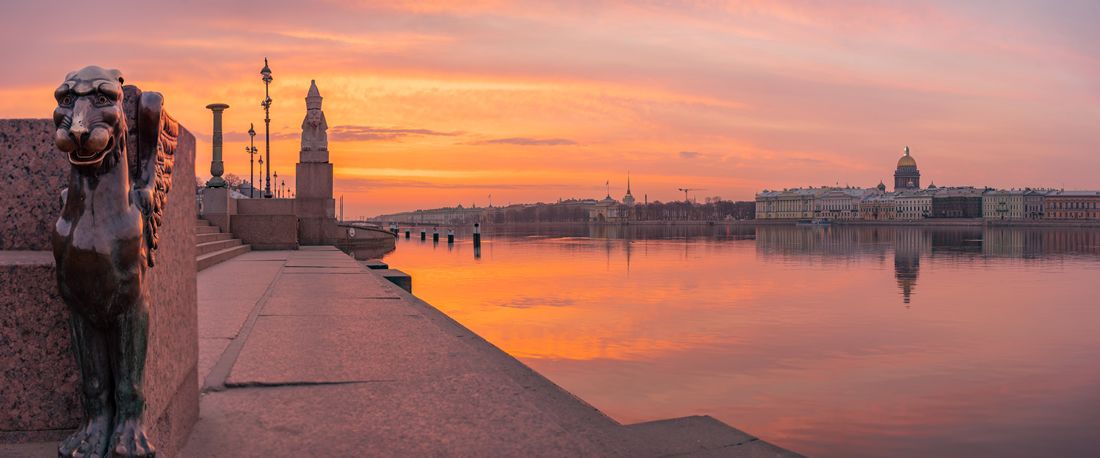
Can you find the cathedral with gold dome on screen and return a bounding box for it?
[893,145,920,190]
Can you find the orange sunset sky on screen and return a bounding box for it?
[2,1,1098,217]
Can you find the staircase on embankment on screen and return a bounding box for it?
[196,218,250,271]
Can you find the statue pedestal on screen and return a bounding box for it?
[201,187,236,233]
[0,119,199,455]
[296,161,336,245]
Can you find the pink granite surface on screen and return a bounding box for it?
[0,116,199,455]
[231,214,299,250]
[0,252,80,433]
[141,125,199,456]
[0,119,70,251]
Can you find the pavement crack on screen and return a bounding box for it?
[223,379,398,390]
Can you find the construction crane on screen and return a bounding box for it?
[677,188,706,203]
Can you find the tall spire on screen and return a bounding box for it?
[622,172,636,206]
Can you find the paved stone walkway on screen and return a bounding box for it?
[3,246,800,457]
[184,246,799,457]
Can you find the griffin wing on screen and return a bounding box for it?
[134,91,178,267]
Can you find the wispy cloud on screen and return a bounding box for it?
[221,125,462,143]
[473,137,577,146]
[2,0,1099,217]
[329,125,463,142]
[335,177,580,191]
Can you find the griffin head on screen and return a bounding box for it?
[53,65,125,167]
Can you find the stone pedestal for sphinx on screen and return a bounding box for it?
[0,119,199,455]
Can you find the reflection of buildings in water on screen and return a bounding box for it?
[754,225,932,304]
[893,228,930,305]
[754,225,1100,304]
[624,236,633,274]
[893,229,925,305]
[983,227,1100,258]
[894,254,918,305]
[753,225,894,260]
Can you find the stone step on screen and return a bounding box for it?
[197,232,233,244]
[196,219,211,227]
[197,244,251,272]
[623,416,802,457]
[195,225,219,235]
[377,269,412,293]
[362,259,389,270]
[197,238,243,256]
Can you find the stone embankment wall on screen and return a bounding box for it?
[0,118,199,455]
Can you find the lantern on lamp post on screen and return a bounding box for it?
[246,123,258,198]
[260,58,273,198]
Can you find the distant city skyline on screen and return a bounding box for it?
[2,1,1099,216]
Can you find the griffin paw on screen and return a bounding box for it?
[58,414,110,458]
[109,417,156,457]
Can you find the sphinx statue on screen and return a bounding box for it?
[299,79,328,162]
[51,65,178,457]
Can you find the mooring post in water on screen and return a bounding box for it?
[433,227,440,242]
[447,228,454,244]
[405,229,410,239]
[420,229,426,240]
[473,222,481,247]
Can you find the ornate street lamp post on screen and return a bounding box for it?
[273,171,279,198]
[260,58,273,198]
[246,123,258,198]
[257,156,263,193]
[281,179,286,198]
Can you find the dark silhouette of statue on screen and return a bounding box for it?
[50,65,178,457]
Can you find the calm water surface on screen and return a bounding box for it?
[381,224,1100,457]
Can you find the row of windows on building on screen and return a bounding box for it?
[756,188,1100,221]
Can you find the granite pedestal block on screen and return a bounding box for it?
[0,252,80,442]
[299,215,343,246]
[295,162,333,203]
[201,187,236,233]
[0,119,199,456]
[1,120,69,251]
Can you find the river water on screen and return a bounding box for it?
[380,224,1100,457]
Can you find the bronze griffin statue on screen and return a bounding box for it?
[50,66,177,457]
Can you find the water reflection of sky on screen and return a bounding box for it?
[382,224,1100,457]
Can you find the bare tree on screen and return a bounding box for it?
[223,173,243,189]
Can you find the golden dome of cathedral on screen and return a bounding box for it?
[897,146,917,168]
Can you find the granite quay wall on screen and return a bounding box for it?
[833,218,984,226]
[231,214,300,250]
[236,197,296,215]
[231,198,299,249]
[0,118,199,455]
